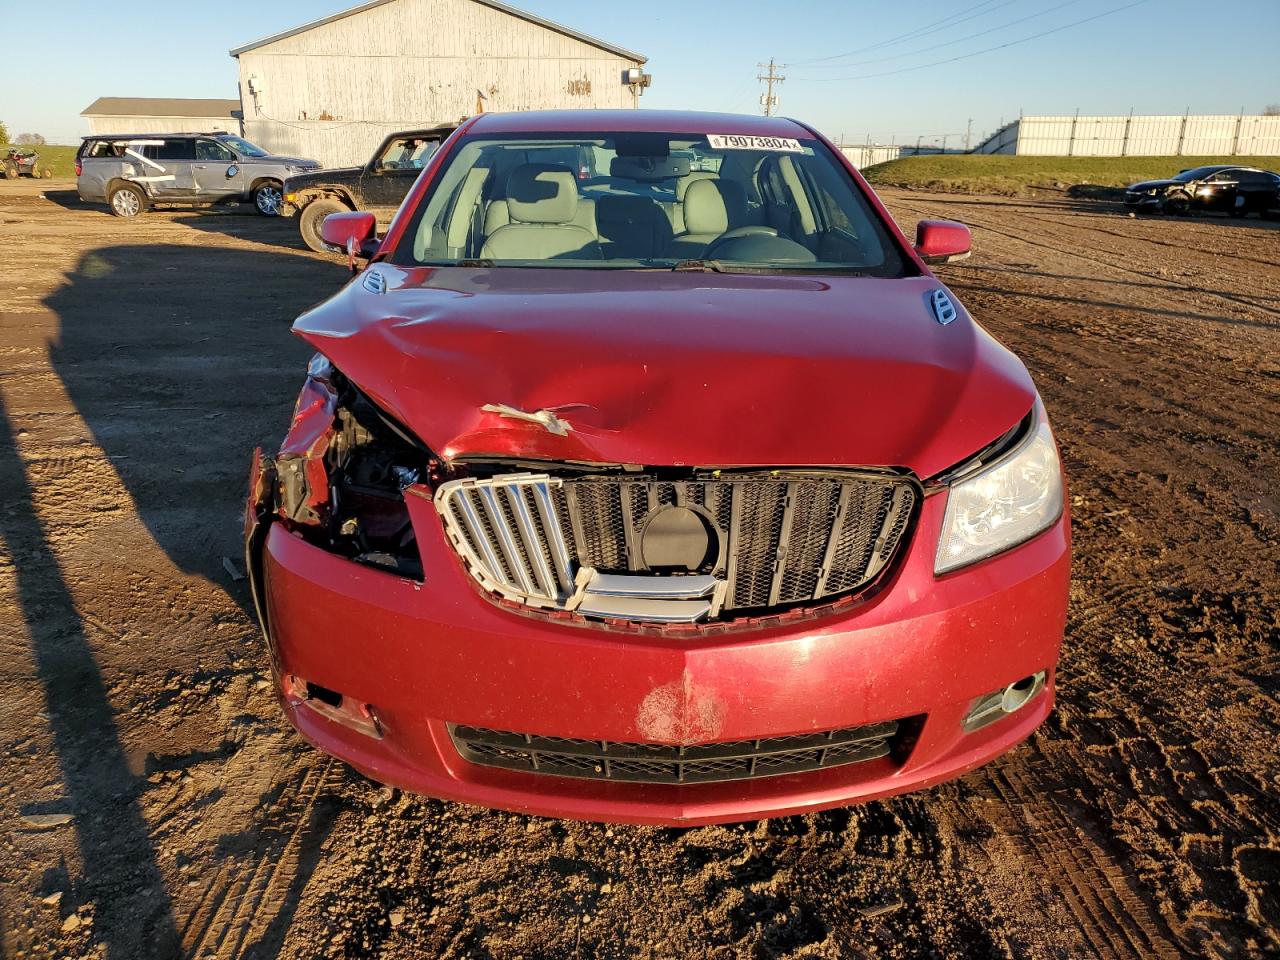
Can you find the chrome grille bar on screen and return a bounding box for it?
[478,485,534,596]
[436,474,576,608]
[506,484,556,598]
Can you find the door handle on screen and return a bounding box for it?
[193,164,208,169]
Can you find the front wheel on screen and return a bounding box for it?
[253,181,284,216]
[299,197,350,253]
[2,162,18,180]
[1162,192,1191,217]
[109,183,147,218]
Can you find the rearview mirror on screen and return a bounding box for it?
[914,220,971,265]
[321,211,378,270]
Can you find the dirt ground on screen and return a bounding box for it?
[0,178,1276,960]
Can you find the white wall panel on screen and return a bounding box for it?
[975,115,1280,158]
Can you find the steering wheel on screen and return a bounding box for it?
[706,225,778,257]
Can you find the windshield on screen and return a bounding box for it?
[1172,166,1226,183]
[376,136,440,171]
[392,131,907,276]
[219,136,269,158]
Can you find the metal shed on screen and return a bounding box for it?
[80,98,243,137]
[230,0,648,167]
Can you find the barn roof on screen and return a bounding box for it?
[229,0,646,63]
[81,97,242,119]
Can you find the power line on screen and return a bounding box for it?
[799,0,1087,70]
[790,0,1013,65]
[757,59,786,117]
[791,0,1149,83]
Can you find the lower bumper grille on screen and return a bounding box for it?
[449,721,901,785]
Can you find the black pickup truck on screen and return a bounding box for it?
[283,125,456,252]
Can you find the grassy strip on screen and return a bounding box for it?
[861,154,1280,197]
[1,144,80,179]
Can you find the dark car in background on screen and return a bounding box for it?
[1124,165,1280,218]
[283,125,455,251]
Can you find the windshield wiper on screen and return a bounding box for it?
[456,257,495,267]
[671,259,725,273]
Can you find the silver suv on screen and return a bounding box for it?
[75,132,320,218]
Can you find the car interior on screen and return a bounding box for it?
[404,135,902,273]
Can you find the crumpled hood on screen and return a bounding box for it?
[293,265,1038,478]
[1126,178,1181,191]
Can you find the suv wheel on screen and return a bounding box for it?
[253,181,284,216]
[299,197,350,252]
[109,183,146,218]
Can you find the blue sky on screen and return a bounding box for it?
[3,0,1277,145]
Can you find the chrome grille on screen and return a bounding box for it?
[435,470,916,620]
[450,721,901,784]
[435,475,576,607]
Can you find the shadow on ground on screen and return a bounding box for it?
[4,242,348,957]
[45,243,346,605]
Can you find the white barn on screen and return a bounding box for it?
[229,0,648,167]
[80,98,242,137]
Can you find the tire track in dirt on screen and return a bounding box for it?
[892,196,1280,321]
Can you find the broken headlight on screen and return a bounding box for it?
[934,415,1063,574]
[273,354,431,578]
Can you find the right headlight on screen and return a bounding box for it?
[935,416,1063,574]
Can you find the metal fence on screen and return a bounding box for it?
[838,144,905,168]
[974,114,1280,157]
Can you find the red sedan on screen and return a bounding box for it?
[244,110,1069,825]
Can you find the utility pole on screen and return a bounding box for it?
[757,59,785,117]
[965,118,973,152]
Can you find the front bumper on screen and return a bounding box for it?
[1123,193,1162,209]
[250,469,1069,825]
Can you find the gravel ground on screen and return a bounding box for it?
[0,180,1276,960]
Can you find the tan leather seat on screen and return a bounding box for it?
[480,164,601,261]
[670,179,742,258]
[669,172,719,232]
[485,195,597,237]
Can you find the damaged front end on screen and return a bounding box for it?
[245,351,924,635]
[243,354,434,658]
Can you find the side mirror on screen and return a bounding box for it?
[914,220,971,265]
[320,211,378,271]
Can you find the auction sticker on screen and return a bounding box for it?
[707,134,803,152]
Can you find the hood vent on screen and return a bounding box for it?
[362,269,387,294]
[928,288,958,325]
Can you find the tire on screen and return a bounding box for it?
[108,183,147,218]
[253,180,284,217]
[1162,192,1191,217]
[41,168,53,179]
[2,162,18,180]
[299,197,350,252]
